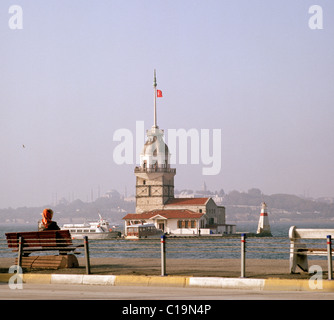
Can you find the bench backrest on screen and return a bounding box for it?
[289,226,334,240]
[5,230,72,249]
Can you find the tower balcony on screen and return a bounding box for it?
[134,166,176,174]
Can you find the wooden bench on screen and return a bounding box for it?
[289,226,334,273]
[5,230,83,269]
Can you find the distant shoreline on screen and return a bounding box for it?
[2,218,334,227]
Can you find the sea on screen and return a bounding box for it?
[1,221,334,260]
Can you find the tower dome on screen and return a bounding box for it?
[140,127,170,169]
[138,69,171,171]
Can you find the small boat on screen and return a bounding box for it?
[62,214,121,239]
[124,223,163,240]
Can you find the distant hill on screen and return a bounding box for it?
[0,192,135,225]
[223,189,334,222]
[0,188,333,224]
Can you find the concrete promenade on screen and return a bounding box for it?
[1,257,334,294]
[1,283,334,300]
[0,257,330,278]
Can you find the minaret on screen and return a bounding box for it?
[256,202,272,236]
[134,70,176,213]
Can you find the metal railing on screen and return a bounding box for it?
[0,234,332,278]
[134,167,176,173]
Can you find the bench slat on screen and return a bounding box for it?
[289,226,334,239]
[5,230,73,249]
[5,230,82,256]
[10,245,83,252]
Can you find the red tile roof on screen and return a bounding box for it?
[123,209,204,220]
[164,197,209,206]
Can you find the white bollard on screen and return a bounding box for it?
[327,235,332,280]
[161,235,166,276]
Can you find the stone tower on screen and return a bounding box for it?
[134,71,176,213]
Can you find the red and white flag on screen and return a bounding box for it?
[157,89,163,97]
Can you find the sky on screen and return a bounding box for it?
[0,0,334,208]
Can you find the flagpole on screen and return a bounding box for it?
[153,69,157,128]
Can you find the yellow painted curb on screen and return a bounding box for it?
[114,275,150,286]
[264,278,334,292]
[114,275,189,287]
[0,274,12,283]
[321,281,334,292]
[264,279,310,291]
[23,274,51,284]
[148,276,188,287]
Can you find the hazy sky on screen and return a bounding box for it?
[1,1,334,208]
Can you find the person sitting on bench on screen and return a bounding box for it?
[38,208,60,231]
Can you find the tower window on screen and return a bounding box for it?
[143,180,146,185]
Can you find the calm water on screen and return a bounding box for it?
[1,221,334,260]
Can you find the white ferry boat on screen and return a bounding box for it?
[124,223,164,240]
[62,214,121,239]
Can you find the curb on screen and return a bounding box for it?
[188,277,265,290]
[1,273,334,292]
